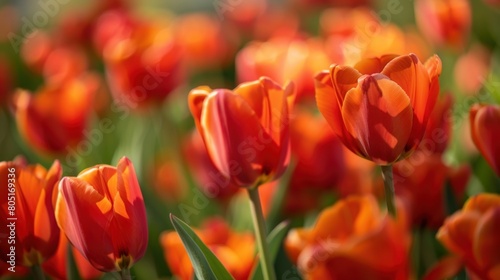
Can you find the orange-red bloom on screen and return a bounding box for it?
[285,195,410,279]
[315,53,442,165]
[97,11,183,109]
[55,157,148,272]
[415,0,471,49]
[160,218,255,280]
[188,77,295,188]
[0,158,62,267]
[14,74,99,156]
[436,193,500,279]
[470,104,500,176]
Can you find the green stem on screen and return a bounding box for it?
[31,264,46,280]
[120,268,132,280]
[247,187,276,280]
[381,165,397,217]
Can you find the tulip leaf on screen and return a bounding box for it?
[170,214,234,280]
[250,220,291,280]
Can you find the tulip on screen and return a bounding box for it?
[97,11,183,109]
[315,53,442,165]
[470,104,500,176]
[436,193,500,279]
[0,158,62,268]
[285,195,411,280]
[55,157,148,274]
[284,110,346,214]
[188,76,295,188]
[160,218,255,280]
[415,0,471,49]
[14,74,99,156]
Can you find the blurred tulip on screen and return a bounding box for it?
[14,74,99,155]
[98,11,183,109]
[217,0,267,31]
[55,157,148,272]
[236,38,330,101]
[284,110,345,214]
[150,154,187,203]
[454,45,491,95]
[285,195,410,279]
[188,77,295,188]
[42,234,102,280]
[315,53,442,165]
[415,0,471,49]
[419,94,453,155]
[470,104,500,176]
[160,217,255,280]
[0,158,62,267]
[437,193,500,279]
[252,10,300,40]
[173,13,236,70]
[394,155,470,228]
[183,132,240,201]
[293,0,373,8]
[20,31,54,74]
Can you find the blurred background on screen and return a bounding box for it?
[1,0,500,279]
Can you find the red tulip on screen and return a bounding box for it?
[436,194,500,279]
[415,0,471,49]
[55,157,148,272]
[470,104,500,176]
[315,53,442,165]
[188,77,295,188]
[13,74,99,156]
[0,158,62,267]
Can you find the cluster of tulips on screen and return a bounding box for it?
[1,0,500,279]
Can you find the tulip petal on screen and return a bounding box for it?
[437,212,480,259]
[342,75,413,164]
[463,193,500,214]
[354,55,399,74]
[315,66,360,153]
[56,177,115,271]
[470,104,500,176]
[188,87,211,130]
[201,90,280,187]
[382,54,439,150]
[423,256,463,280]
[473,208,500,268]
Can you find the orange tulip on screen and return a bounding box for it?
[55,157,148,272]
[285,195,411,280]
[0,158,62,267]
[188,77,295,188]
[415,0,471,49]
[437,193,500,279]
[42,234,102,280]
[470,104,500,176]
[315,53,442,165]
[160,218,255,280]
[13,74,99,156]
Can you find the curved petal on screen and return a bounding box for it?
[437,212,480,259]
[354,55,399,75]
[463,193,500,214]
[342,75,413,164]
[201,90,280,187]
[188,86,211,131]
[315,66,361,153]
[470,104,500,176]
[473,208,500,268]
[423,256,463,280]
[55,177,115,271]
[382,54,439,151]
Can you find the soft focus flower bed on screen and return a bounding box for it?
[0,0,500,279]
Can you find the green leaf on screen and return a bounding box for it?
[250,221,291,280]
[169,214,234,280]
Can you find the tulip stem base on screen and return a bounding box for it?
[381,165,397,217]
[120,268,132,280]
[31,265,45,280]
[248,187,276,280]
